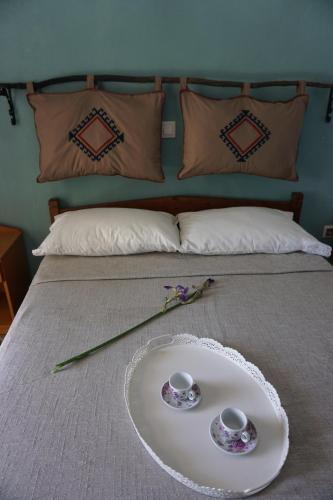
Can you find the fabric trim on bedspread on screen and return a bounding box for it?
[32,252,333,285]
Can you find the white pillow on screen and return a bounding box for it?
[33,208,180,256]
[177,207,332,257]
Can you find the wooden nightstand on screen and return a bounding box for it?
[0,225,30,337]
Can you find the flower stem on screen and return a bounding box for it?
[51,301,182,373]
[51,278,214,373]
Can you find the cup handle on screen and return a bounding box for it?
[187,390,196,401]
[241,431,251,444]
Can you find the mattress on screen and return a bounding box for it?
[0,252,332,499]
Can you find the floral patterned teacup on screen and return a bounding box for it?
[220,407,251,443]
[169,371,196,401]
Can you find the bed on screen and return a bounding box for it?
[0,193,332,499]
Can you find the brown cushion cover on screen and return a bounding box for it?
[178,90,308,180]
[28,89,165,182]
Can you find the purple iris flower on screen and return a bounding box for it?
[175,285,189,302]
[164,284,190,302]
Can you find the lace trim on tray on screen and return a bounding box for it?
[124,334,289,499]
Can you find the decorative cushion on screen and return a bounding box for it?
[32,208,180,256]
[178,83,308,180]
[27,77,165,183]
[177,207,331,257]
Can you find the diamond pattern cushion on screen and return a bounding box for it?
[27,89,165,182]
[178,89,308,180]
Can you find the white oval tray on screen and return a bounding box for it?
[124,334,289,498]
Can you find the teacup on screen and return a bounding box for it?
[220,407,251,443]
[169,371,196,401]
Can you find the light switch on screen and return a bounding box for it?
[162,121,176,138]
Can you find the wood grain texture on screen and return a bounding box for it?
[0,225,21,259]
[0,226,31,336]
[49,192,303,223]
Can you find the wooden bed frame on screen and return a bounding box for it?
[49,192,304,224]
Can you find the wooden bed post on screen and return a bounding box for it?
[291,192,304,223]
[48,198,60,223]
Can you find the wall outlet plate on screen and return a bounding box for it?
[323,225,333,238]
[162,121,176,138]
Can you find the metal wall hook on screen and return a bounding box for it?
[0,87,16,125]
[325,88,333,123]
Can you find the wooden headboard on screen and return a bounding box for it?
[48,192,304,224]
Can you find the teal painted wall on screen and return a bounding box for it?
[0,0,332,273]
